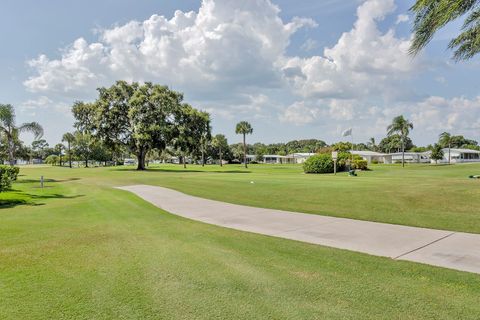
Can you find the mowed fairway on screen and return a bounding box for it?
[1,164,480,319]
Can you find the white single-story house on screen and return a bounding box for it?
[440,148,480,163]
[391,152,431,163]
[262,155,294,164]
[288,153,316,164]
[245,155,256,163]
[350,151,392,164]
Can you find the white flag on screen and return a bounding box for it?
[342,128,352,137]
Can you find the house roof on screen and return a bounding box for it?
[443,148,480,154]
[350,150,388,156]
[290,153,316,157]
[263,154,290,158]
[390,152,430,156]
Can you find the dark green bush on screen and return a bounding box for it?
[303,154,334,174]
[0,165,19,192]
[352,159,368,170]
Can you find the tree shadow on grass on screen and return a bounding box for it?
[14,177,81,184]
[110,168,251,174]
[0,192,85,209]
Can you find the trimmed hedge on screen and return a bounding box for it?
[0,165,19,192]
[303,154,334,174]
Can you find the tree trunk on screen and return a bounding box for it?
[85,157,89,168]
[183,153,187,169]
[202,148,205,167]
[448,144,451,164]
[219,146,223,167]
[67,144,72,168]
[243,133,247,169]
[402,140,405,168]
[8,138,15,166]
[136,148,146,170]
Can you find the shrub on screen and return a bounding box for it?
[352,159,368,170]
[337,152,352,171]
[0,165,19,192]
[371,159,379,164]
[45,155,59,166]
[303,154,334,174]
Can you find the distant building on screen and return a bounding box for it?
[288,153,316,164]
[390,152,431,163]
[440,148,480,163]
[350,151,392,164]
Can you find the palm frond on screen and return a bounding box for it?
[19,122,44,139]
[0,104,15,130]
[409,0,478,58]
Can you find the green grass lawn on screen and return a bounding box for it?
[1,164,480,319]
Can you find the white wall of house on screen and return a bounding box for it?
[440,148,480,163]
[391,152,430,163]
[350,151,392,164]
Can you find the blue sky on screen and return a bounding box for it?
[1,0,479,146]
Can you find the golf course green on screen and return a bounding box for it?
[1,163,480,319]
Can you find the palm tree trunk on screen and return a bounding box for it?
[448,144,451,164]
[8,138,15,166]
[68,144,72,168]
[183,153,187,169]
[219,146,223,167]
[402,140,405,168]
[243,133,247,169]
[201,148,205,167]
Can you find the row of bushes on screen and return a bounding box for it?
[0,165,20,192]
[303,153,368,174]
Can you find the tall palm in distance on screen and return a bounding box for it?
[235,121,253,168]
[62,132,75,168]
[410,0,480,61]
[212,134,228,167]
[0,104,43,165]
[387,116,413,168]
[439,132,453,164]
[367,137,377,152]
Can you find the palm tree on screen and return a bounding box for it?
[0,104,43,165]
[235,121,253,168]
[54,143,64,166]
[410,1,480,61]
[439,132,453,164]
[62,132,75,168]
[367,137,377,152]
[387,116,414,167]
[212,134,228,167]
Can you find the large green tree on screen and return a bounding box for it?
[387,116,414,167]
[62,132,75,168]
[172,104,211,169]
[212,134,228,166]
[73,81,189,170]
[410,0,480,61]
[378,135,415,154]
[0,104,43,165]
[73,131,93,168]
[235,121,253,168]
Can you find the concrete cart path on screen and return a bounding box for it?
[117,185,480,274]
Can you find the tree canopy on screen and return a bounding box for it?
[72,81,210,170]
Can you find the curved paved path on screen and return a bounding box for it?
[118,185,480,274]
